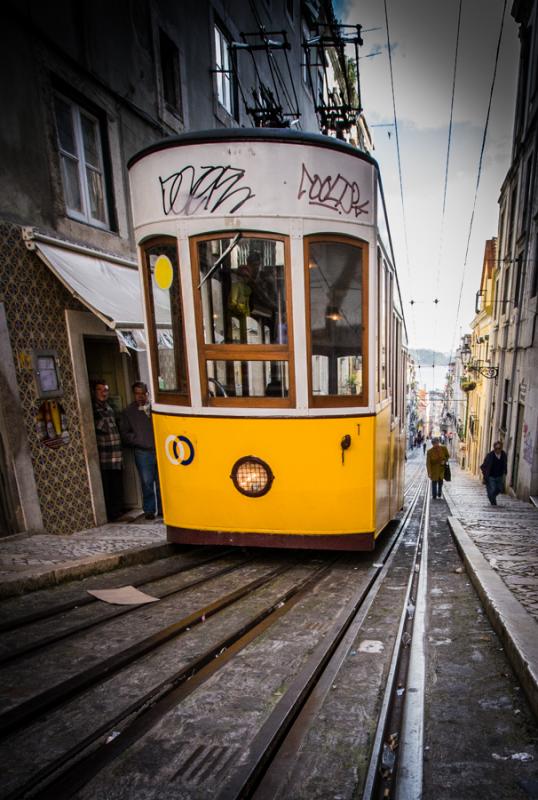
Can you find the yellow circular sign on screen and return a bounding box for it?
[154,255,173,290]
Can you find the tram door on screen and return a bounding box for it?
[84,337,140,511]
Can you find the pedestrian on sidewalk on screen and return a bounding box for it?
[426,437,450,499]
[120,382,162,520]
[480,441,507,506]
[92,379,123,521]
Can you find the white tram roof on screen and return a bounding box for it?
[127,128,380,232]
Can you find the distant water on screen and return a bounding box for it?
[414,364,449,394]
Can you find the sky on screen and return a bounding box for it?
[333,0,520,361]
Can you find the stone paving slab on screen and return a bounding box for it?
[444,465,538,623]
[444,463,538,719]
[0,520,169,598]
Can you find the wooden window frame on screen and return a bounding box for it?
[190,231,295,408]
[140,236,190,406]
[304,234,369,408]
[54,92,110,230]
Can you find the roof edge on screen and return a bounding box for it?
[127,128,379,171]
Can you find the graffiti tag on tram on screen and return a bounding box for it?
[159,165,255,216]
[297,163,370,218]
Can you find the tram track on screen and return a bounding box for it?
[222,477,429,800]
[2,559,333,799]
[0,553,255,666]
[362,488,430,800]
[0,548,236,635]
[0,561,299,738]
[1,476,428,799]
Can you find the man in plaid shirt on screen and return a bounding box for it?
[93,379,123,521]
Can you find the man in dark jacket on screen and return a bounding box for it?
[120,382,162,520]
[480,441,507,506]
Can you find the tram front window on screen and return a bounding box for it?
[194,234,292,405]
[207,361,289,398]
[198,237,287,346]
[307,239,366,401]
[142,239,189,402]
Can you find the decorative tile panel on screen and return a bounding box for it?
[0,222,95,534]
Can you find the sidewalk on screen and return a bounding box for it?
[0,517,169,598]
[444,462,538,719]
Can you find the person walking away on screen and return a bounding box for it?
[480,441,507,506]
[92,379,123,521]
[120,381,162,520]
[426,437,450,499]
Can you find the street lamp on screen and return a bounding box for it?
[460,342,498,379]
[467,361,499,379]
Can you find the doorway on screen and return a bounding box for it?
[511,402,525,492]
[0,429,17,536]
[85,337,141,513]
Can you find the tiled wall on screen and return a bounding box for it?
[0,222,95,534]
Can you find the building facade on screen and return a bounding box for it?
[0,0,359,535]
[488,0,538,500]
[462,239,497,477]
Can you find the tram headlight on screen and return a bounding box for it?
[231,456,274,497]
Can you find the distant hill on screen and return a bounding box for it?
[410,349,451,367]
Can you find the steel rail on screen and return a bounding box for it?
[362,483,430,800]
[10,561,336,800]
[0,556,255,666]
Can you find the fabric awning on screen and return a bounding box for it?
[34,241,170,330]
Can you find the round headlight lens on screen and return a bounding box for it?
[231,456,274,497]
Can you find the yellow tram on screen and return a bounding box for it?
[128,130,407,550]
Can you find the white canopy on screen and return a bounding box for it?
[34,242,170,329]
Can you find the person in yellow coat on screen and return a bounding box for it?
[426,437,450,499]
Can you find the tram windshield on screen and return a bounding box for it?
[198,237,287,346]
[195,235,291,402]
[307,239,365,399]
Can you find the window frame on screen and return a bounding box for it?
[214,22,237,119]
[304,234,369,408]
[159,29,183,118]
[377,250,387,402]
[53,92,110,230]
[140,236,190,406]
[190,231,295,408]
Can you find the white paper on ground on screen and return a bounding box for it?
[87,586,159,605]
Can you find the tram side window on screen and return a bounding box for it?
[194,234,292,404]
[142,239,188,402]
[306,238,367,405]
[385,269,392,397]
[378,253,386,399]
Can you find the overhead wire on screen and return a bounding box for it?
[382,0,424,386]
[430,0,463,389]
[435,0,463,293]
[448,0,508,362]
